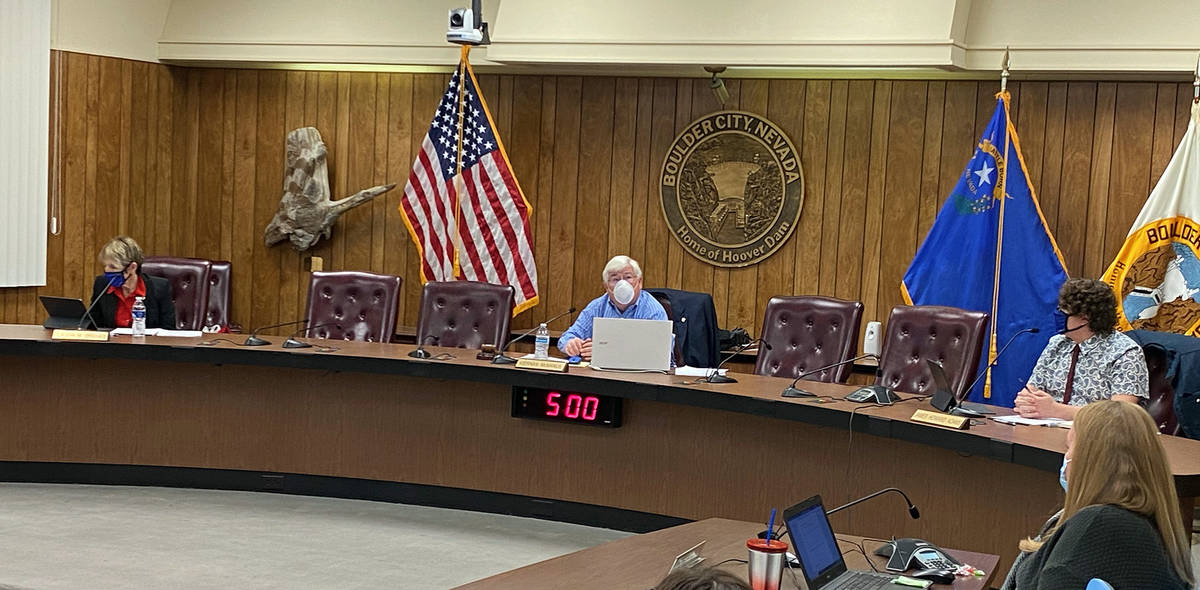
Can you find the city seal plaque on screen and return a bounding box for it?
[660,110,804,267]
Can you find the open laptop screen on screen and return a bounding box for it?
[785,497,844,585]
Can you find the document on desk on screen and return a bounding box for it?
[110,328,204,338]
[992,415,1072,428]
[673,366,727,377]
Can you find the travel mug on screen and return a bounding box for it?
[746,538,788,590]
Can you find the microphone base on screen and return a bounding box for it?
[282,338,313,349]
[781,386,815,398]
[491,354,518,365]
[243,335,271,346]
[705,374,738,384]
[408,348,432,359]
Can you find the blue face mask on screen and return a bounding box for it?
[103,265,129,289]
[1059,457,1071,492]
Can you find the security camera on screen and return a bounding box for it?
[705,66,729,107]
[448,1,490,46]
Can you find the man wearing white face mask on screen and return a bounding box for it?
[558,255,668,361]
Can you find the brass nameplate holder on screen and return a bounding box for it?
[911,409,969,430]
[51,329,110,342]
[514,358,569,373]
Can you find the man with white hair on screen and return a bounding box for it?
[558,255,668,361]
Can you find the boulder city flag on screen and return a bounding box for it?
[1103,100,1200,336]
[399,46,539,315]
[902,92,1069,407]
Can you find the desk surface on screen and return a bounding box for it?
[5,324,1197,487]
[454,518,998,590]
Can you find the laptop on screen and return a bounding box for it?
[783,495,899,589]
[590,317,673,372]
[39,296,97,330]
[926,359,993,416]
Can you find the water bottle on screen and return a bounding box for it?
[131,296,147,337]
[534,322,550,359]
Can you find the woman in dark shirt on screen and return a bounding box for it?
[1006,400,1194,589]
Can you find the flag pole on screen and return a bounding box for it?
[1193,52,1199,104]
[985,47,1011,400]
[451,45,470,279]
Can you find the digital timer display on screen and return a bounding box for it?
[511,386,622,427]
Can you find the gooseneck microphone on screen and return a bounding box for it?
[826,487,920,520]
[408,335,439,359]
[78,275,119,329]
[781,353,880,398]
[244,319,310,346]
[959,327,1040,399]
[705,338,772,384]
[283,323,341,349]
[492,307,577,365]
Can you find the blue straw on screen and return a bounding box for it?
[765,508,776,544]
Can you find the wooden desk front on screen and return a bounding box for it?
[454,518,999,590]
[1,324,1198,574]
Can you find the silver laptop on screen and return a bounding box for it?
[590,317,673,372]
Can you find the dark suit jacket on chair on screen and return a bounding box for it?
[90,274,176,330]
[645,288,720,368]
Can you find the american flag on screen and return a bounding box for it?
[399,61,539,314]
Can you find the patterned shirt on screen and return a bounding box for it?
[1027,331,1148,404]
[557,290,668,353]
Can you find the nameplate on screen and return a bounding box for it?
[514,358,569,373]
[911,409,969,430]
[50,329,110,342]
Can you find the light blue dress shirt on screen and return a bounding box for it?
[557,290,669,353]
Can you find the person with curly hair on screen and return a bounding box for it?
[1015,278,1147,419]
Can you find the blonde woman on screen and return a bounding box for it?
[1004,400,1194,589]
[89,236,175,330]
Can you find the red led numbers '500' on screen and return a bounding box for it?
[545,391,600,421]
[511,386,622,428]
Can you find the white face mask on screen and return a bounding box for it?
[612,279,636,306]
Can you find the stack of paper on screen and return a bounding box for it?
[992,415,1072,428]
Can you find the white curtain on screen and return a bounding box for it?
[0,0,51,287]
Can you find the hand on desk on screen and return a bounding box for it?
[563,337,592,360]
[1014,385,1065,419]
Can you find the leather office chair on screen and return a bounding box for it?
[754,296,864,383]
[1142,344,1180,435]
[303,271,402,343]
[141,256,212,331]
[876,305,989,398]
[416,281,514,349]
[205,260,239,331]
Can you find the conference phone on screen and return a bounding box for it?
[872,538,962,572]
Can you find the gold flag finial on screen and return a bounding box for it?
[1000,47,1011,93]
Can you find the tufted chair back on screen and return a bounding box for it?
[142,257,212,331]
[303,271,402,343]
[416,281,514,349]
[205,260,235,329]
[754,296,864,383]
[876,305,989,398]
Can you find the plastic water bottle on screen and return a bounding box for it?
[534,322,550,359]
[131,296,147,337]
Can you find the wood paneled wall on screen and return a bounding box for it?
[2,51,1194,336]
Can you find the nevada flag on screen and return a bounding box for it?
[903,92,1069,407]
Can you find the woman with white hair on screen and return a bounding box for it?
[558,255,668,360]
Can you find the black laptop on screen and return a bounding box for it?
[39,296,98,330]
[783,495,900,589]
